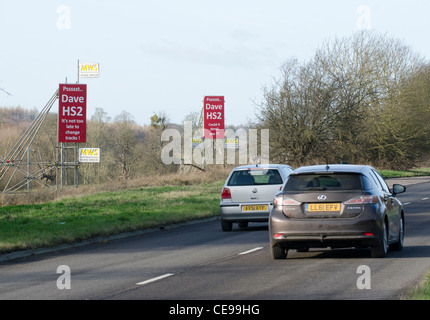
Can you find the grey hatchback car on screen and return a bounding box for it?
[269,164,406,259]
[220,164,293,231]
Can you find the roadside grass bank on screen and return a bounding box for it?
[379,167,430,179]
[406,271,430,300]
[0,180,224,254]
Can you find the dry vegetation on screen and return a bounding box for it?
[0,104,236,203]
[0,165,232,206]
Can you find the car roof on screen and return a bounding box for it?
[292,164,373,174]
[232,164,291,170]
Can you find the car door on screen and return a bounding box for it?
[371,169,400,242]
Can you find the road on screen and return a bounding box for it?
[1,178,430,302]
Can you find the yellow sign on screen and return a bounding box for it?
[79,63,99,78]
[192,137,204,149]
[224,137,238,149]
[79,148,100,162]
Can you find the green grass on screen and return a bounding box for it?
[0,181,224,254]
[379,168,430,179]
[406,271,430,300]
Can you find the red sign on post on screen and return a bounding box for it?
[203,96,225,139]
[58,84,87,143]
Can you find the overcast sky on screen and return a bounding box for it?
[1,0,429,126]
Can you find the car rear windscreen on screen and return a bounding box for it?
[228,169,283,186]
[284,173,363,191]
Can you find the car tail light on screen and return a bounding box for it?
[344,195,377,205]
[274,196,300,206]
[221,187,231,200]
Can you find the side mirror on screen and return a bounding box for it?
[392,184,406,196]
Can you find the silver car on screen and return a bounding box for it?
[220,164,293,231]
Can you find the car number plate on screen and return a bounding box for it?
[305,203,341,212]
[242,205,268,212]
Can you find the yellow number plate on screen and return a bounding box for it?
[306,203,341,212]
[242,205,268,212]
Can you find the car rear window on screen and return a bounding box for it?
[228,169,283,186]
[284,173,363,191]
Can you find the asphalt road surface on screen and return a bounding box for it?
[1,177,430,301]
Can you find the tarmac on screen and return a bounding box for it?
[386,175,430,187]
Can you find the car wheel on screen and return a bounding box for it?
[271,244,288,259]
[221,220,233,232]
[390,216,404,251]
[370,220,388,258]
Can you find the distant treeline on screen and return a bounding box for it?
[0,106,38,125]
[0,107,182,190]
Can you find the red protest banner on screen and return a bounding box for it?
[58,84,87,143]
[203,96,224,139]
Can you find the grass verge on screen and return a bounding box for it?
[406,271,430,300]
[379,167,430,179]
[0,180,223,254]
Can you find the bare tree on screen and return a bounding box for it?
[256,31,429,169]
[112,111,137,180]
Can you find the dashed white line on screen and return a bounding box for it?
[238,247,264,255]
[135,248,264,286]
[422,197,429,201]
[136,273,174,286]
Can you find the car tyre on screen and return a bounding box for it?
[221,220,233,232]
[390,216,404,251]
[271,244,288,259]
[370,221,388,258]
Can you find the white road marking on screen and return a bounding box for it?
[136,273,174,286]
[422,197,429,201]
[239,247,264,255]
[403,202,411,205]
